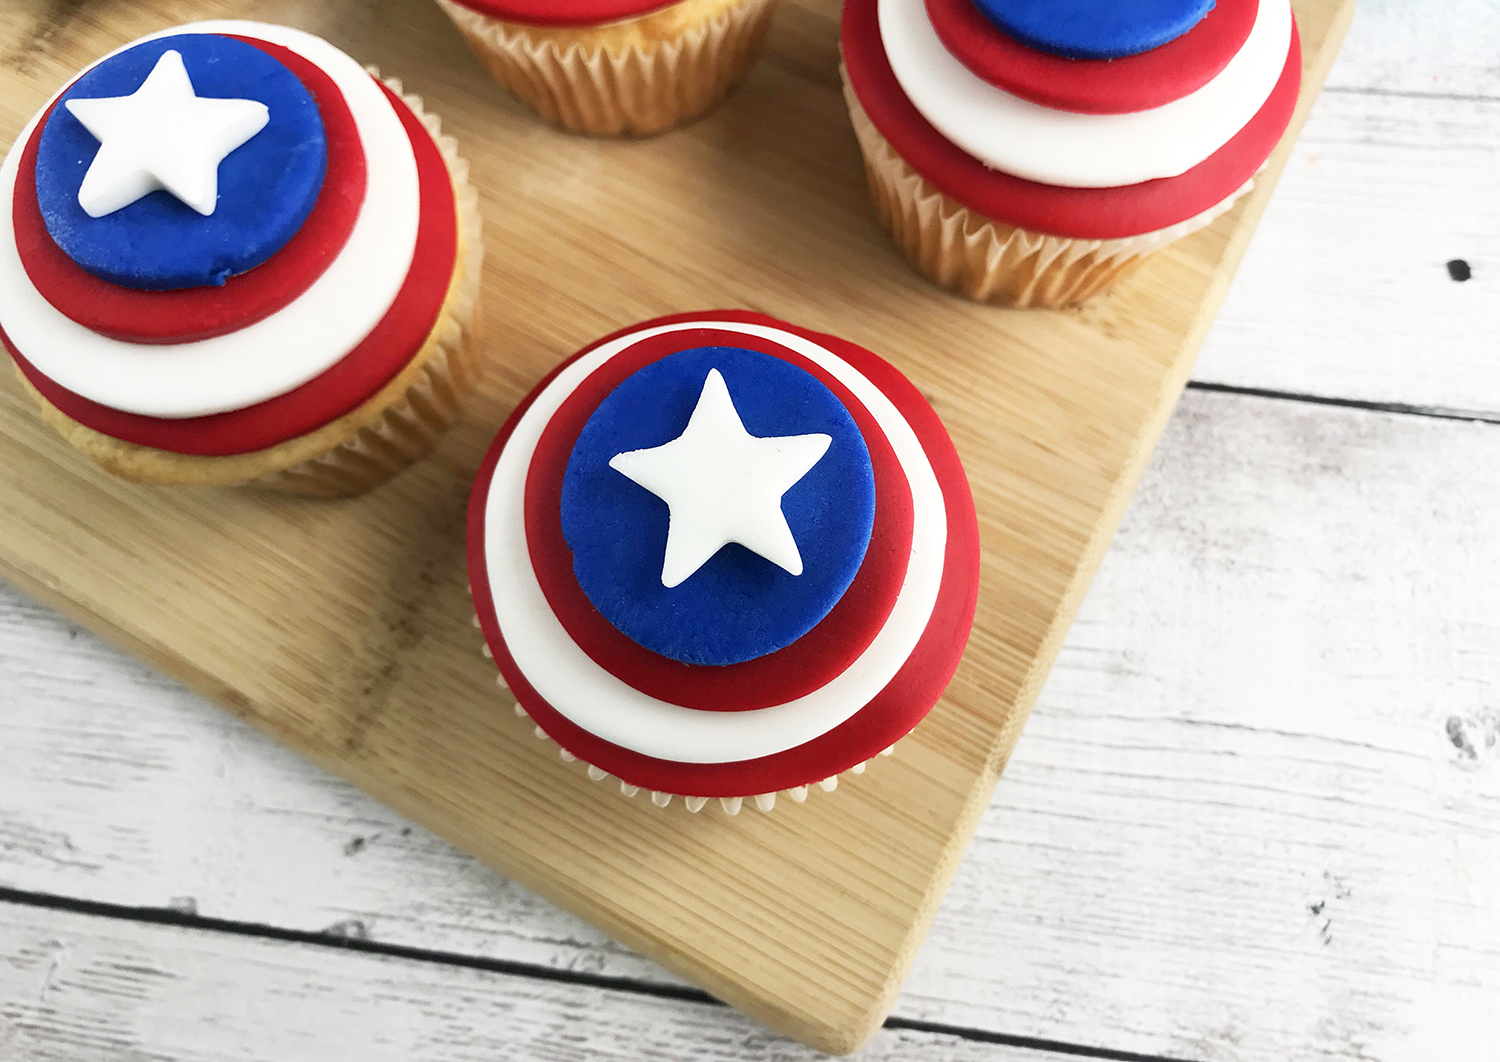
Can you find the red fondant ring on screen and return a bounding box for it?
[8,80,457,458]
[440,0,674,27]
[524,327,915,713]
[14,38,366,345]
[843,0,1302,240]
[926,0,1259,115]
[468,311,982,797]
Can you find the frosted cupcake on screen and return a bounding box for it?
[468,311,980,814]
[841,0,1302,306]
[1,22,483,496]
[434,0,777,135]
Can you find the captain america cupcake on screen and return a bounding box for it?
[842,0,1302,306]
[468,311,980,814]
[1,22,483,495]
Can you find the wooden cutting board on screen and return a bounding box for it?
[0,0,1354,1052]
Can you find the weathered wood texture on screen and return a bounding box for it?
[1191,0,1500,419]
[1321,0,1500,97]
[6,390,1497,1061]
[0,904,1071,1062]
[0,0,1355,1052]
[1198,89,1500,417]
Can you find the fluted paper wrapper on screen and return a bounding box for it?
[435,0,775,136]
[843,71,1254,308]
[20,81,485,498]
[483,644,902,815]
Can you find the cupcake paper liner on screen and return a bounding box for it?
[18,78,485,498]
[842,69,1256,308]
[473,616,893,814]
[435,0,776,136]
[523,702,896,815]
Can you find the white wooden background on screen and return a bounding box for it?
[3,1,1497,1059]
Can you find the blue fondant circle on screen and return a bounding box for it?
[971,0,1216,60]
[34,34,327,291]
[560,347,877,667]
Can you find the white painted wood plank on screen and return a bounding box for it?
[905,391,1500,1062]
[3,390,1497,1061]
[1322,0,1500,99]
[0,903,1061,1062]
[1195,90,1500,416]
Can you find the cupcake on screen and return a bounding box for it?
[841,0,1302,306]
[468,311,980,814]
[0,21,483,496]
[434,0,777,136]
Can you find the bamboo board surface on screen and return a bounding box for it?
[0,0,1353,1052]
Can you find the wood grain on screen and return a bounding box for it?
[0,904,1069,1062]
[0,0,1354,1051]
[4,390,1497,1060]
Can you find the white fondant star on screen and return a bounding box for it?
[64,50,270,218]
[610,369,833,589]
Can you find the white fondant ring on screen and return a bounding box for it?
[483,320,949,765]
[880,0,1292,188]
[0,21,421,419]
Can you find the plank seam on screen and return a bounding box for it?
[0,885,716,1005]
[1184,380,1500,424]
[0,886,1200,1062]
[885,1017,1206,1062]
